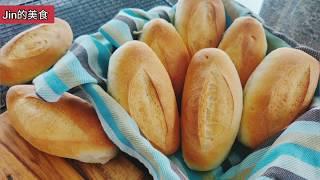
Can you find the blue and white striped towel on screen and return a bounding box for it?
[33,1,320,179]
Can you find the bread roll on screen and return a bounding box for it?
[181,48,243,171]
[6,85,118,164]
[218,16,267,86]
[140,19,190,99]
[0,18,73,86]
[175,0,226,55]
[108,41,179,155]
[239,48,320,148]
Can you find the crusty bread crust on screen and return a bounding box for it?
[175,0,226,55]
[181,48,243,171]
[7,85,118,164]
[108,41,180,155]
[218,16,267,86]
[0,18,73,85]
[140,19,190,99]
[239,48,320,148]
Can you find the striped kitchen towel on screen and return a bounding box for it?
[34,6,186,180]
[33,1,320,179]
[220,107,320,180]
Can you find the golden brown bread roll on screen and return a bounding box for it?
[181,48,243,171]
[140,19,190,99]
[0,18,73,86]
[175,0,226,55]
[218,16,267,86]
[107,41,180,155]
[6,85,118,164]
[239,48,320,148]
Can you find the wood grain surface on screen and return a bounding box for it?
[0,112,151,180]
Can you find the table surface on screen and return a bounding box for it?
[0,112,152,179]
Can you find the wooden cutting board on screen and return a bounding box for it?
[0,112,151,180]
